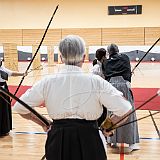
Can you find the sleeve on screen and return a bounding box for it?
[98,79,132,116]
[13,78,46,114]
[122,54,131,70]
[1,66,13,76]
[90,64,102,76]
[120,54,131,82]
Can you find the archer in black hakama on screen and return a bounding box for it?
[0,60,25,137]
[0,62,12,137]
[0,82,12,137]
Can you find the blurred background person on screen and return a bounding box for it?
[102,44,140,151]
[91,48,107,127]
[0,60,26,137]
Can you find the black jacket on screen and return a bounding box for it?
[102,53,131,82]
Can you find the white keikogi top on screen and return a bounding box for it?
[90,60,104,77]
[0,66,12,82]
[13,65,132,120]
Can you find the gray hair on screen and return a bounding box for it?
[107,43,119,56]
[59,35,85,64]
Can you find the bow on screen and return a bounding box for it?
[0,86,49,160]
[114,110,160,130]
[131,37,160,74]
[0,86,50,127]
[102,90,160,132]
[13,5,59,97]
[131,38,160,137]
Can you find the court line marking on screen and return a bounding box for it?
[13,131,160,140]
[120,143,124,160]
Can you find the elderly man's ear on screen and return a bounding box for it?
[82,54,86,62]
[60,54,64,63]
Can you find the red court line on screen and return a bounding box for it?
[120,143,124,160]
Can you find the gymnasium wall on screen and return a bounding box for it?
[0,0,160,29]
[0,0,160,46]
[0,0,160,63]
[0,27,160,46]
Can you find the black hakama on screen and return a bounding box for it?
[0,82,12,136]
[45,119,107,160]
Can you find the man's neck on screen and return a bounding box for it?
[65,62,83,68]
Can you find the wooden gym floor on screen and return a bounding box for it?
[0,62,160,160]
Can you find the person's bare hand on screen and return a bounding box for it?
[42,125,49,132]
[23,71,28,77]
[42,120,52,132]
[42,124,52,132]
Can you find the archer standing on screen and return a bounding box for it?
[91,48,108,126]
[0,60,26,137]
[13,35,132,160]
[91,48,107,78]
[102,44,140,151]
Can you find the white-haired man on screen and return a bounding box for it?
[13,35,132,160]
